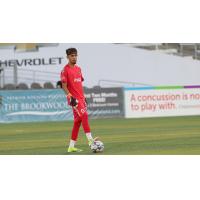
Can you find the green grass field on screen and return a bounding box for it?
[0,116,200,155]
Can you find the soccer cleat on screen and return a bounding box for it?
[88,137,100,146]
[67,147,83,153]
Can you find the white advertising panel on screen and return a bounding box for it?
[124,86,200,118]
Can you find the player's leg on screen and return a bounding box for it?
[81,112,91,136]
[77,99,99,145]
[76,100,92,140]
[68,109,82,152]
[71,118,82,141]
[81,112,99,145]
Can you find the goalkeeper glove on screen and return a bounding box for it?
[67,93,78,107]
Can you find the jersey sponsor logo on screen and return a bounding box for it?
[74,77,82,82]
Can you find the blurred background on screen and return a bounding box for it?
[0,43,200,90]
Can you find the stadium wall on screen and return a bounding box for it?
[1,43,200,88]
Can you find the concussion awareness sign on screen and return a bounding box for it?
[124,85,200,118]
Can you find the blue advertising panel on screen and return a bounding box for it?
[0,88,124,123]
[0,89,73,123]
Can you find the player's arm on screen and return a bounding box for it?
[62,82,78,107]
[60,71,73,100]
[80,68,84,82]
[79,68,87,104]
[62,82,70,96]
[61,70,78,107]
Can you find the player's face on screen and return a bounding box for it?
[67,53,77,65]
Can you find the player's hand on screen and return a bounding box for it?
[70,96,78,107]
[67,93,78,107]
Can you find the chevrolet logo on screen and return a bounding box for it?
[0,43,58,52]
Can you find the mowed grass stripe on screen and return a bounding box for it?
[0,116,200,154]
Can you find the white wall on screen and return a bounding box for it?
[0,43,200,87]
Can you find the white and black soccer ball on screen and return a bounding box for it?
[90,140,104,153]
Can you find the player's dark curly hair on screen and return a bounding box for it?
[66,48,77,55]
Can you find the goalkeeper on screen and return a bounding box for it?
[60,48,98,152]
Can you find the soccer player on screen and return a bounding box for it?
[60,48,98,152]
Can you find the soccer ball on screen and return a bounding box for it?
[90,140,104,153]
